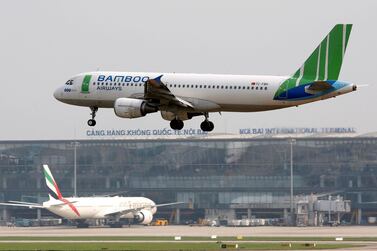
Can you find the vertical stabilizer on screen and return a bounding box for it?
[275,24,352,99]
[43,164,63,200]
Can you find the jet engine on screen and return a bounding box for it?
[114,98,158,119]
[134,209,153,225]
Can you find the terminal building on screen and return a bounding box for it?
[0,135,376,226]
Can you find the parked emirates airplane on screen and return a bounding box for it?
[0,165,182,228]
[54,24,356,131]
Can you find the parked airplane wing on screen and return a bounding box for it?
[104,206,147,218]
[154,202,185,208]
[104,202,184,218]
[145,75,194,108]
[0,202,44,209]
[49,200,78,207]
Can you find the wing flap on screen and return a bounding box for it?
[145,76,194,108]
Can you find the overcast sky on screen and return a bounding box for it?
[0,0,376,140]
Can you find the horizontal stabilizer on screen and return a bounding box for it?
[307,81,333,91]
[0,202,44,208]
[8,201,41,205]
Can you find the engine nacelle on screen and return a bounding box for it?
[134,209,153,225]
[114,98,158,119]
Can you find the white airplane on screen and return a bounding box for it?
[0,165,182,228]
[54,24,356,131]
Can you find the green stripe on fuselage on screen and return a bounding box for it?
[81,75,91,93]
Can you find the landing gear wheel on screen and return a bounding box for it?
[200,120,214,132]
[88,107,98,127]
[170,119,184,130]
[87,119,96,127]
[200,112,214,132]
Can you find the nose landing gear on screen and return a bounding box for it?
[87,107,98,127]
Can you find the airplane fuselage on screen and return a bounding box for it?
[54,71,355,112]
[43,196,156,220]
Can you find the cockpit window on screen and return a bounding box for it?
[65,80,74,85]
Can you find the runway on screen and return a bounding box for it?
[0,225,377,237]
[1,226,377,250]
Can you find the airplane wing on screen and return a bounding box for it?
[49,200,78,207]
[154,202,185,208]
[104,202,184,218]
[104,206,147,218]
[0,202,44,209]
[145,75,194,108]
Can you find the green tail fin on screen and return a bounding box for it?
[275,24,352,98]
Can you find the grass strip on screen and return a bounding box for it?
[0,236,375,242]
[0,242,358,251]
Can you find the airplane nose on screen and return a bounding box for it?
[53,87,63,101]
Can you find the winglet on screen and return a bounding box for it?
[153,75,163,83]
[146,75,164,88]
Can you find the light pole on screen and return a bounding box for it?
[71,142,80,197]
[290,138,296,226]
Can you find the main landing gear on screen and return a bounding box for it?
[169,112,214,132]
[200,112,214,132]
[87,107,98,127]
[170,119,184,130]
